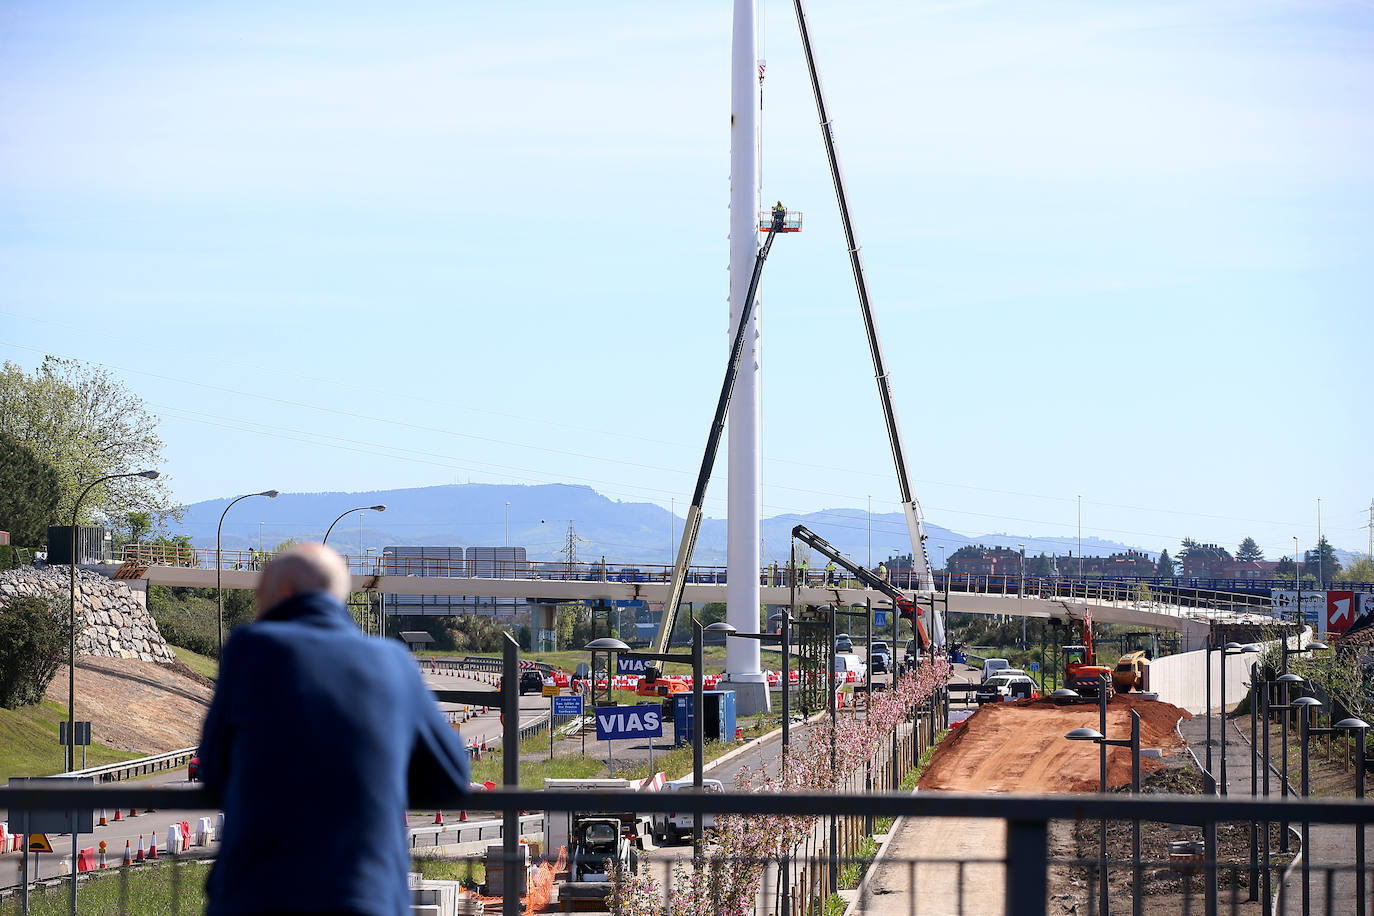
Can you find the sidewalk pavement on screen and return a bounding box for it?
[1182,710,1369,916]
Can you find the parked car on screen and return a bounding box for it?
[975,674,1038,705]
[869,641,892,673]
[520,670,545,695]
[835,633,853,653]
[980,658,1011,683]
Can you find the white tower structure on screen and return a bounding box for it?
[723,0,770,716]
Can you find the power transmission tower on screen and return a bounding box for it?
[557,520,587,573]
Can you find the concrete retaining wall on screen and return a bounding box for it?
[1150,630,1305,714]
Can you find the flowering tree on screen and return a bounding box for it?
[611,657,952,915]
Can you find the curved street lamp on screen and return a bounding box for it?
[217,490,279,654]
[68,469,159,772]
[322,504,388,545]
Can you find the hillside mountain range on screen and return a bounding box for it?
[170,482,1146,567]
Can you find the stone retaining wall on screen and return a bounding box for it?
[0,565,177,665]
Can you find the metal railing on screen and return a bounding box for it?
[2,784,1371,916]
[50,748,197,784]
[120,545,1285,620]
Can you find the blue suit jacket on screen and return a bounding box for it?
[198,591,469,915]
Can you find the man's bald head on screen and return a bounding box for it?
[256,542,351,617]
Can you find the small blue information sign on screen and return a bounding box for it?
[1029,662,1040,672]
[552,695,583,717]
[874,610,888,628]
[594,704,664,742]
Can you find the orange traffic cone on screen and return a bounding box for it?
[112,809,123,822]
[135,835,145,863]
[458,810,468,822]
[121,840,133,867]
[129,807,139,817]
[98,841,107,869]
[98,809,107,827]
[433,811,444,826]
[148,834,158,860]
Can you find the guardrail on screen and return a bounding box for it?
[46,747,197,783]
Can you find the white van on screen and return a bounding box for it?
[834,652,868,682]
[980,658,1011,683]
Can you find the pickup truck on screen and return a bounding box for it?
[653,776,724,843]
[975,674,1038,705]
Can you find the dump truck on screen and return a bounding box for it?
[1112,650,1151,693]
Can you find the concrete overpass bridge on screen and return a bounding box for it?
[116,545,1273,637]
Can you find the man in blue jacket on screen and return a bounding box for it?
[199,542,469,915]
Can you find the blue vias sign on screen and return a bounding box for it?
[616,655,653,675]
[595,704,664,742]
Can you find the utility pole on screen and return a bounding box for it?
[1367,498,1373,561]
[1077,495,1083,578]
[1317,497,1323,587]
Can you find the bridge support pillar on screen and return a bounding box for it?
[723,671,771,718]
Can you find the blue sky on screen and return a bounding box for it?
[2,1,1370,560]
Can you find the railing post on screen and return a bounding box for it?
[1006,818,1049,916]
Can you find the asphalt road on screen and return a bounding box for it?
[0,667,550,890]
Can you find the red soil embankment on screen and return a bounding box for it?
[919,694,1190,794]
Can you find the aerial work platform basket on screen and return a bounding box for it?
[758,210,803,232]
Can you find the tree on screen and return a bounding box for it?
[0,432,62,546]
[1156,549,1175,577]
[1303,536,1342,587]
[0,357,175,527]
[1337,556,1374,584]
[0,594,74,708]
[1275,555,1297,578]
[1236,537,1264,562]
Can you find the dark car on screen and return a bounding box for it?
[519,670,544,695]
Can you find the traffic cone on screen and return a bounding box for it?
[98,841,107,869]
[99,808,107,827]
[148,833,158,860]
[458,810,468,822]
[121,840,133,867]
[129,807,139,817]
[433,811,444,826]
[112,808,123,822]
[135,835,145,863]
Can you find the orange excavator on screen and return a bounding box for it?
[635,664,691,699]
[1063,613,1114,699]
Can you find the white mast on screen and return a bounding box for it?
[724,0,768,714]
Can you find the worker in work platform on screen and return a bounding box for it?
[772,200,786,230]
[878,562,888,583]
[198,543,469,916]
[825,561,837,585]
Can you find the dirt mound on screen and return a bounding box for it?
[46,657,214,754]
[919,694,1190,794]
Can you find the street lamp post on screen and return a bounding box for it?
[1218,643,1257,795]
[1066,708,1143,916]
[217,489,280,654]
[68,470,159,772]
[322,504,388,546]
[1294,695,1323,916]
[1018,544,1026,649]
[505,501,510,548]
[1334,717,1370,916]
[1267,673,1305,857]
[693,618,736,856]
[584,636,630,776]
